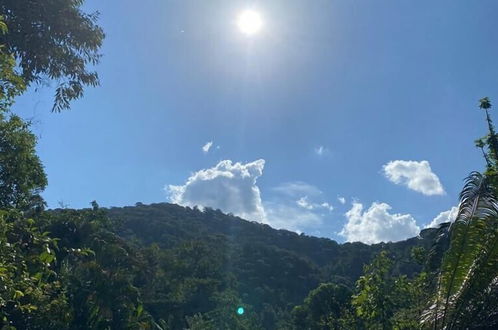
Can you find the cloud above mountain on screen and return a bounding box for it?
[167,159,266,222]
[425,206,458,228]
[340,201,420,244]
[167,161,332,233]
[261,202,322,233]
[167,160,443,243]
[271,181,323,197]
[383,160,445,196]
[296,196,333,211]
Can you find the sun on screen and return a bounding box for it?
[237,10,263,36]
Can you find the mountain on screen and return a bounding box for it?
[108,202,440,277]
[91,202,444,328]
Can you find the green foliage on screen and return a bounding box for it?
[352,250,397,329]
[291,283,352,330]
[108,203,434,329]
[0,16,24,109]
[410,246,426,265]
[186,313,215,330]
[422,173,498,328]
[476,97,498,176]
[351,250,434,329]
[0,0,104,111]
[421,99,498,329]
[0,50,24,109]
[200,290,263,330]
[480,97,492,110]
[41,208,154,329]
[390,271,431,329]
[290,249,433,330]
[0,114,47,211]
[0,209,71,329]
[172,291,264,330]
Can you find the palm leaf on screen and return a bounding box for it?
[422,172,498,328]
[449,215,498,328]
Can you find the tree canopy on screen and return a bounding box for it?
[0,0,104,111]
[0,114,46,210]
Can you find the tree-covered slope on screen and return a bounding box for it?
[59,201,444,329]
[108,202,440,281]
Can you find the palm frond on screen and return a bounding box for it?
[422,172,498,329]
[449,217,498,328]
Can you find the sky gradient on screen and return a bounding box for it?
[12,0,498,242]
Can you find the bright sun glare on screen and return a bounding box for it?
[237,10,263,36]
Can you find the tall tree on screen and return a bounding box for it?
[291,283,352,330]
[0,114,47,210]
[352,251,397,330]
[422,98,498,329]
[422,172,498,329]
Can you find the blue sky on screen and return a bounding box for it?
[12,0,498,243]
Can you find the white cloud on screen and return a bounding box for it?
[340,201,420,244]
[167,159,266,221]
[320,202,334,211]
[268,183,332,232]
[264,202,323,232]
[296,196,333,211]
[167,159,343,235]
[167,164,333,233]
[202,141,213,153]
[338,196,346,205]
[272,181,322,197]
[297,196,314,210]
[383,160,445,196]
[315,145,328,156]
[425,206,459,228]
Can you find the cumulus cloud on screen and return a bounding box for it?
[340,202,420,244]
[167,163,333,233]
[383,160,445,196]
[296,196,333,211]
[202,141,213,153]
[425,206,459,228]
[167,159,266,221]
[338,196,346,205]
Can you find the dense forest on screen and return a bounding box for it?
[0,1,497,329]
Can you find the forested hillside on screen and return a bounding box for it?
[37,203,441,329]
[109,202,439,284]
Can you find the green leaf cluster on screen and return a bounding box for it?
[0,0,104,111]
[0,114,47,211]
[0,209,71,329]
